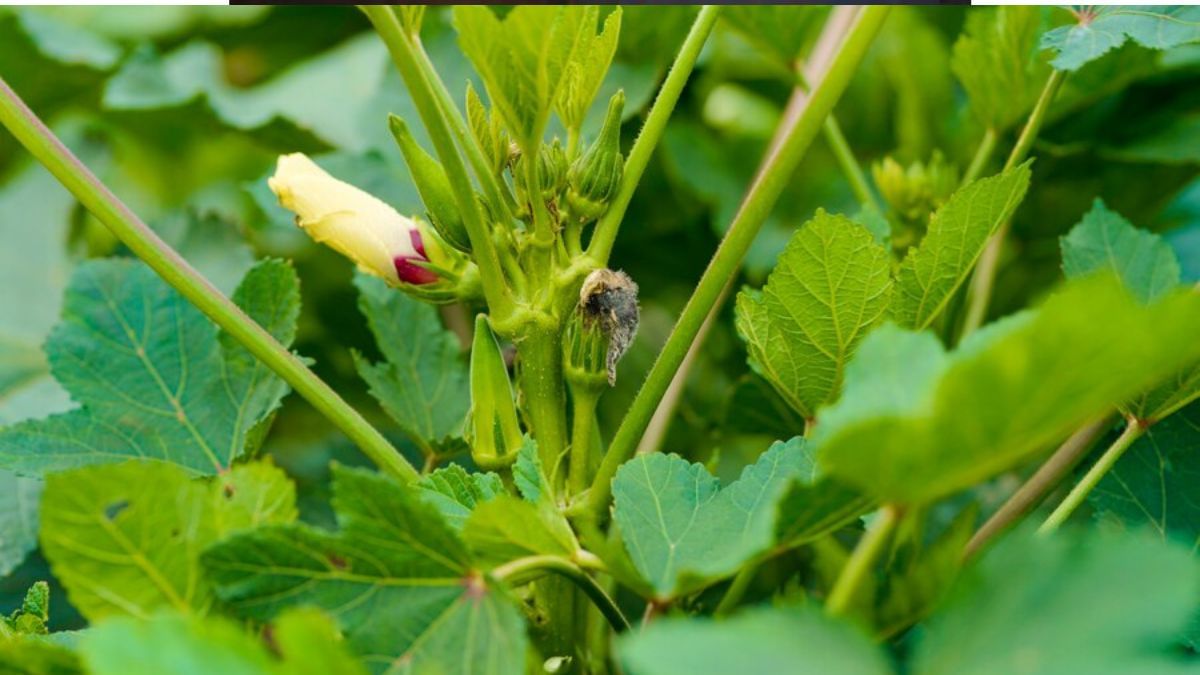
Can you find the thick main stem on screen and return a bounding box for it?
[588,5,721,265]
[519,327,570,491]
[826,504,901,617]
[0,77,418,483]
[569,388,601,496]
[578,6,891,525]
[1039,419,1145,534]
[960,69,1065,337]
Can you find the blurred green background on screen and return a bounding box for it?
[0,5,1197,626]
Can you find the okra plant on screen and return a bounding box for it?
[1,4,1200,674]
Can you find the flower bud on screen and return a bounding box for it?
[468,314,524,468]
[566,91,625,222]
[565,268,639,387]
[388,114,472,253]
[269,153,438,286]
[517,138,569,204]
[872,152,959,221]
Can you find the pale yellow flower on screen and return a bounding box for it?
[268,153,435,284]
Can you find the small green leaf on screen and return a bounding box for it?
[512,437,549,504]
[463,496,578,568]
[817,275,1200,504]
[1061,198,1181,302]
[81,614,275,675]
[353,274,469,457]
[1041,6,1200,72]
[203,465,526,673]
[1091,402,1200,544]
[0,471,40,577]
[912,527,1200,675]
[721,6,826,68]
[556,8,622,133]
[416,463,505,531]
[612,439,810,600]
[735,211,893,420]
[619,606,891,675]
[893,163,1032,330]
[0,260,300,476]
[951,6,1049,131]
[39,459,295,621]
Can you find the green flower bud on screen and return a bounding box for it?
[564,268,639,388]
[567,91,625,222]
[872,152,959,221]
[468,314,524,469]
[517,139,568,204]
[388,114,472,253]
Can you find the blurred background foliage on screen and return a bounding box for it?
[0,5,1198,626]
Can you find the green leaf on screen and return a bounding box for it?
[1061,198,1181,302]
[1041,6,1200,72]
[951,6,1050,131]
[463,496,578,568]
[619,606,892,675]
[817,275,1200,504]
[721,6,826,68]
[0,260,300,476]
[912,527,1200,675]
[1060,200,1198,422]
[101,42,332,153]
[612,439,810,600]
[735,211,893,420]
[3,582,49,636]
[353,274,469,457]
[1091,402,1200,544]
[416,463,505,531]
[39,459,296,621]
[556,8,622,133]
[0,471,41,577]
[454,6,591,149]
[0,637,82,675]
[512,437,549,504]
[723,375,808,439]
[79,609,366,675]
[772,438,874,547]
[892,163,1032,330]
[203,465,527,673]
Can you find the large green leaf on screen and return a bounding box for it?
[0,259,299,476]
[1041,6,1200,72]
[0,471,40,577]
[352,274,469,457]
[1060,200,1199,421]
[735,212,892,420]
[951,7,1049,132]
[612,439,810,600]
[912,527,1199,675]
[817,275,1200,504]
[619,606,891,675]
[463,495,578,568]
[202,465,526,674]
[454,6,592,149]
[39,459,296,621]
[1091,402,1200,544]
[80,609,365,675]
[892,163,1031,330]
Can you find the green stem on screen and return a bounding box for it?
[493,555,631,632]
[714,562,758,617]
[578,6,891,525]
[822,115,880,213]
[588,5,721,265]
[963,415,1109,560]
[960,69,1066,337]
[362,5,515,320]
[961,127,998,186]
[518,326,569,491]
[826,504,901,617]
[0,77,418,484]
[568,388,601,496]
[1039,419,1145,534]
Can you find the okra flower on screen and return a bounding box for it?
[268,153,437,285]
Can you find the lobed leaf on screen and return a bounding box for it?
[1041,6,1200,72]
[416,463,505,532]
[951,6,1049,131]
[1061,198,1181,303]
[817,274,1200,504]
[555,7,622,133]
[735,211,892,421]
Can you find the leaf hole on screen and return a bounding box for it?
[103,500,129,521]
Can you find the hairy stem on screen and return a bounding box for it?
[588,5,721,265]
[569,388,602,496]
[960,69,1066,337]
[518,326,570,491]
[0,77,418,483]
[494,555,631,632]
[1039,418,1145,534]
[578,6,891,525]
[826,504,901,616]
[362,5,515,319]
[963,415,1109,559]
